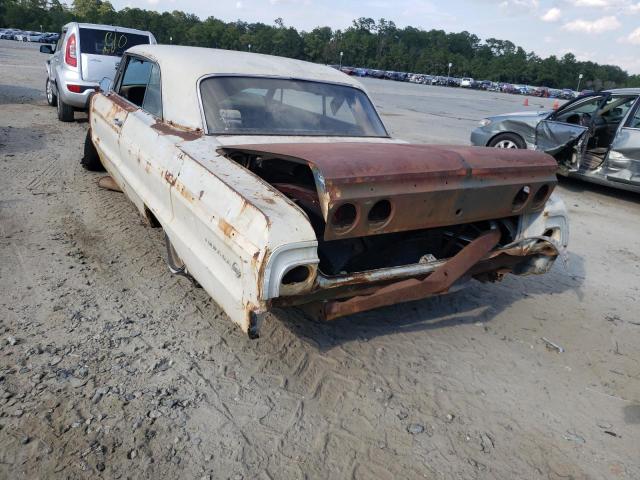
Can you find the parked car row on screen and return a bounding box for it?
[1,28,59,43]
[330,64,586,99]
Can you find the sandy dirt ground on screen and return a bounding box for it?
[1,40,639,479]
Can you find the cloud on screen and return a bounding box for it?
[498,0,540,13]
[541,7,562,21]
[562,15,621,33]
[625,26,640,43]
[571,0,612,5]
[569,0,625,6]
[235,0,243,8]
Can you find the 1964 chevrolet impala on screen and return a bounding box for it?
[84,45,569,337]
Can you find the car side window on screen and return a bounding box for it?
[116,56,163,112]
[599,96,636,122]
[626,104,640,129]
[118,57,152,107]
[56,31,66,54]
[142,63,162,118]
[554,96,603,124]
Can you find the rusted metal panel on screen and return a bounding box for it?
[321,229,500,320]
[220,143,558,240]
[272,236,559,311]
[150,121,203,141]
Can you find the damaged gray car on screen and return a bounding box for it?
[471,89,640,193]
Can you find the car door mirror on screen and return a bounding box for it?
[39,44,54,54]
[99,77,113,93]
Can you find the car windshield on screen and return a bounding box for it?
[79,28,150,56]
[200,76,388,137]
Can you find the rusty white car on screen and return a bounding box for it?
[83,45,569,338]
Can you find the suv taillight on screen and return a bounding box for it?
[65,33,77,67]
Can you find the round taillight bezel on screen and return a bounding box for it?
[331,203,358,234]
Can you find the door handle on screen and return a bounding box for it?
[113,118,123,127]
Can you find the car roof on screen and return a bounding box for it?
[126,44,366,131]
[63,22,153,36]
[603,88,640,95]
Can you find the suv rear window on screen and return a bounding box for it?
[79,28,150,56]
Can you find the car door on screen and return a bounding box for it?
[535,93,609,171]
[113,55,183,227]
[50,29,65,88]
[606,99,640,187]
[90,55,131,178]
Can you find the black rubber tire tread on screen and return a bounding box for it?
[57,97,74,122]
[81,129,105,171]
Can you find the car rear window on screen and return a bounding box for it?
[79,28,150,56]
[200,76,388,137]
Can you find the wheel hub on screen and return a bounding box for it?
[495,140,518,149]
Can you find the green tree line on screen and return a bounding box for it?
[3,0,639,89]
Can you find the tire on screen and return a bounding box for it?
[56,96,74,122]
[46,78,57,107]
[488,132,526,149]
[81,129,104,171]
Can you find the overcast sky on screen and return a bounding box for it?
[110,0,640,74]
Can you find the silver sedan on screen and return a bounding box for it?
[471,88,640,193]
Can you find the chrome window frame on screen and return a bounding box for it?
[112,53,164,121]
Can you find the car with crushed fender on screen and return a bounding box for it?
[471,89,640,193]
[83,45,569,338]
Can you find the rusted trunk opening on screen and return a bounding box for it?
[225,151,520,276]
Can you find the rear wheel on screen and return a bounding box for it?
[488,133,526,149]
[81,130,104,171]
[45,78,57,107]
[56,96,74,122]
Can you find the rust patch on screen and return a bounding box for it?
[151,121,203,141]
[108,93,137,112]
[218,218,236,239]
[221,143,558,241]
[174,180,197,203]
[164,171,176,186]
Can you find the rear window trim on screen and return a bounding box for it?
[196,73,390,138]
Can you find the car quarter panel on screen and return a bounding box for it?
[606,127,640,189]
[165,138,319,332]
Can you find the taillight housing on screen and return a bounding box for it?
[65,33,77,67]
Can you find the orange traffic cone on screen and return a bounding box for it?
[523,97,529,107]
[552,99,559,110]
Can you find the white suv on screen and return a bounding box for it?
[40,22,156,121]
[461,77,474,88]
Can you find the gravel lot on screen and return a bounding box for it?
[1,40,639,479]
